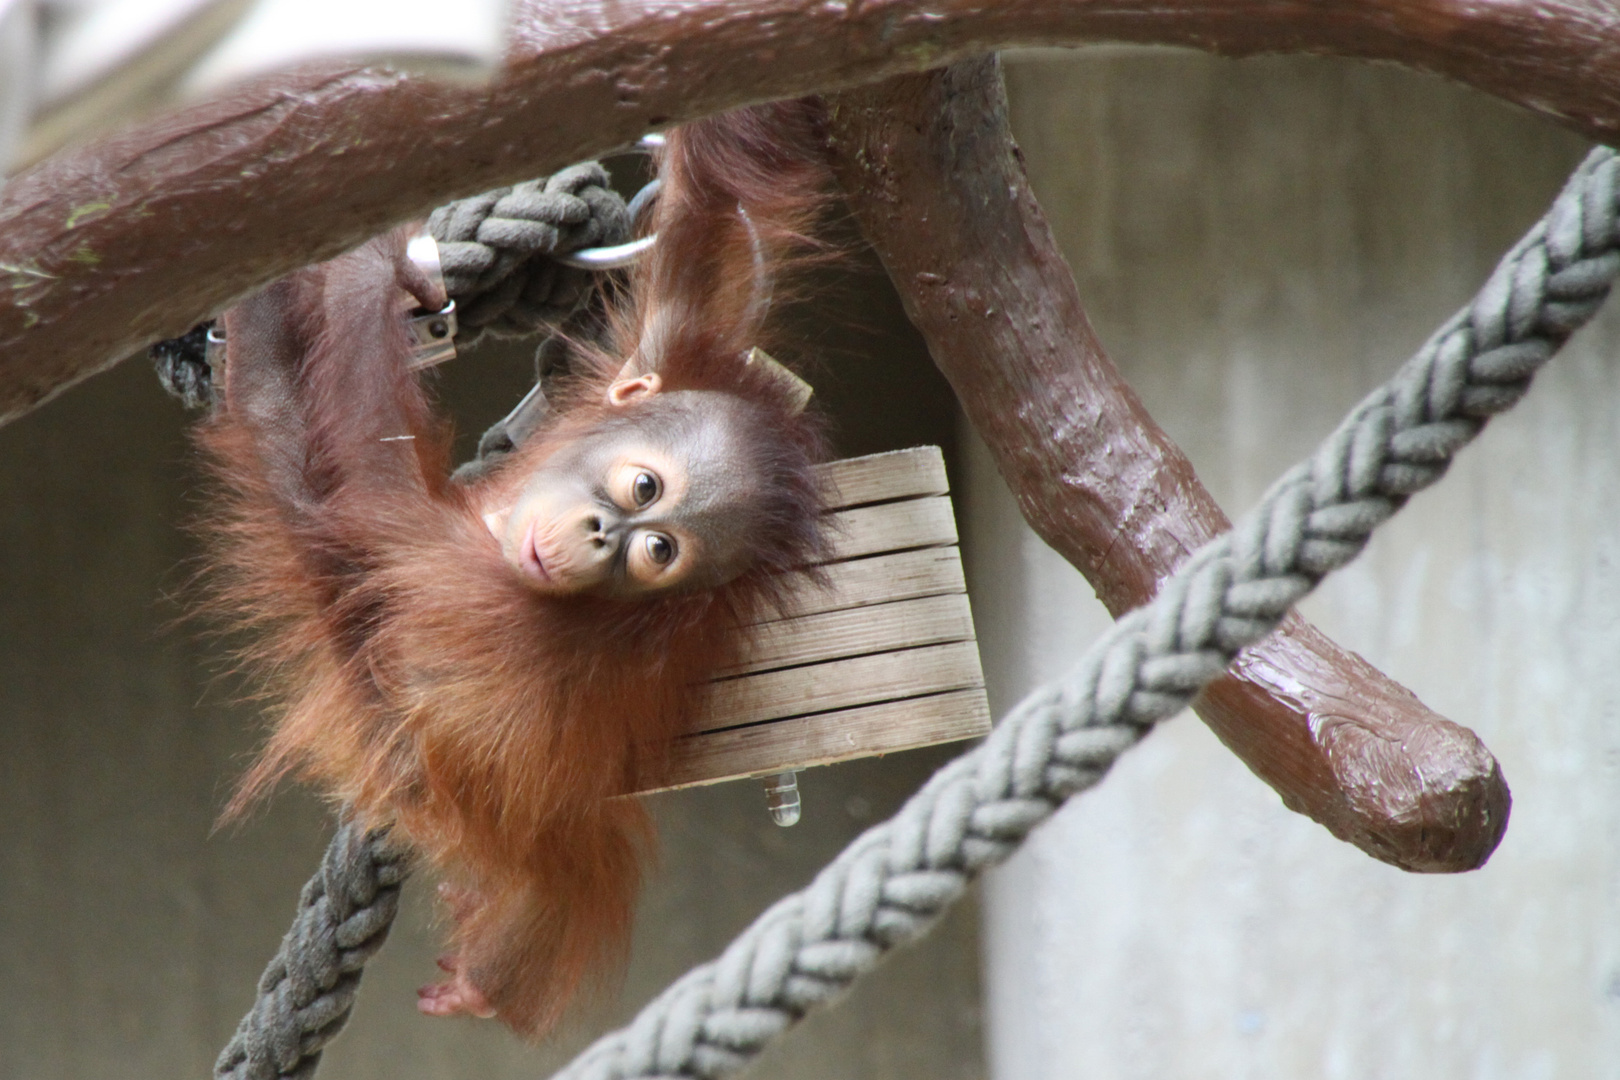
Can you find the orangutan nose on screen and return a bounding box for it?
[583,513,618,553]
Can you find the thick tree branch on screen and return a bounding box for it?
[5,0,1620,423]
[824,58,1510,872]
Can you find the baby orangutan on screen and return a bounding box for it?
[200,104,831,1036]
[484,370,798,597]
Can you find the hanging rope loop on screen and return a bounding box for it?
[213,822,410,1080]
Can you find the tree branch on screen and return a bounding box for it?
[5,0,1620,424]
[823,58,1510,872]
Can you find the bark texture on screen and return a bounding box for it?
[824,58,1510,872]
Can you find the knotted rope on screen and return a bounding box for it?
[218,146,1620,1080]
[214,823,409,1080]
[427,162,630,344]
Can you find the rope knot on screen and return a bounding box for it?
[428,162,631,342]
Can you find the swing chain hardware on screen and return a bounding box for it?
[406,299,458,369]
[406,232,459,370]
[197,294,459,373]
[761,770,802,827]
[203,322,227,369]
[554,135,663,270]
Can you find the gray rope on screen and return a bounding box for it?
[544,147,1620,1080]
[427,161,631,344]
[214,822,410,1080]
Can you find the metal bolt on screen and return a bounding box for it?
[762,771,802,827]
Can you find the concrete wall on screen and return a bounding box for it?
[970,49,1620,1079]
[0,253,982,1076]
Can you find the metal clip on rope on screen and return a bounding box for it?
[555,134,665,271]
[204,322,227,369]
[201,233,459,373]
[406,233,458,369]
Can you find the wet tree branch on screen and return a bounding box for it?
[823,58,1510,871]
[5,0,1620,423]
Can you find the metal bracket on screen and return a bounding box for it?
[406,232,457,369]
[201,233,459,373]
[406,299,457,370]
[204,322,227,369]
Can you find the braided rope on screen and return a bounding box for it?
[543,147,1620,1080]
[428,162,631,344]
[214,823,410,1080]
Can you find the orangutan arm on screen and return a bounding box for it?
[216,233,451,520]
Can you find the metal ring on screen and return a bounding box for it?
[553,141,665,269]
[626,177,662,225]
[204,322,227,368]
[553,234,658,270]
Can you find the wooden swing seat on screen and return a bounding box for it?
[654,445,992,791]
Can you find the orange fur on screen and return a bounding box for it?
[198,104,833,1037]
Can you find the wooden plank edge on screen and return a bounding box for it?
[825,495,959,561]
[815,446,948,510]
[725,592,978,675]
[647,688,993,793]
[753,546,969,624]
[701,639,986,732]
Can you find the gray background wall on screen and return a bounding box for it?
[0,237,980,1076]
[971,49,1620,1080]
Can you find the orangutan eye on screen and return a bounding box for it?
[645,533,675,566]
[632,471,661,507]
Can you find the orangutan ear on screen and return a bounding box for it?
[606,373,663,407]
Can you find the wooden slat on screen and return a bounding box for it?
[827,495,957,561]
[769,546,967,620]
[657,690,992,791]
[728,593,977,675]
[701,640,985,733]
[815,445,949,510]
[642,445,992,795]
